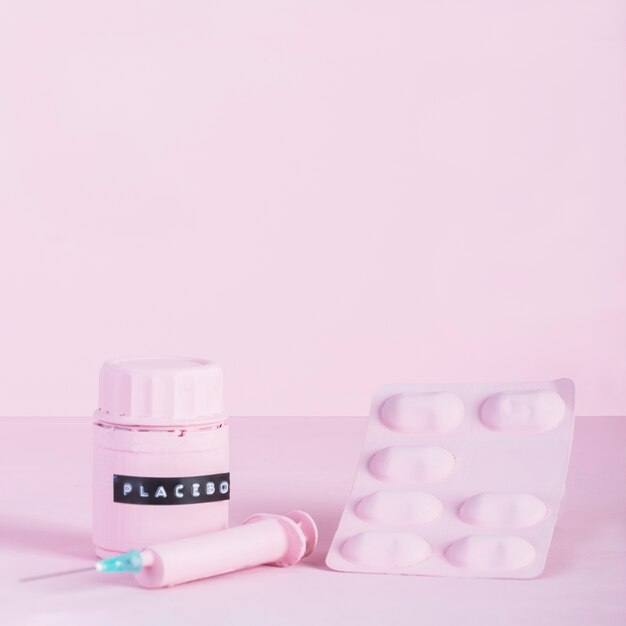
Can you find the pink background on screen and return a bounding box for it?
[1,1,625,417]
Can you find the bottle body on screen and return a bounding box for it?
[92,356,229,558]
[93,419,229,557]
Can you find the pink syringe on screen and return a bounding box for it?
[21,511,318,588]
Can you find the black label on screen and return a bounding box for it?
[113,472,230,505]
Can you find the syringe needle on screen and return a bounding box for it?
[19,566,96,583]
[19,549,145,583]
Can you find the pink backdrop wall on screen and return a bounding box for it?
[0,1,624,417]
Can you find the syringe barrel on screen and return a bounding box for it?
[134,511,317,588]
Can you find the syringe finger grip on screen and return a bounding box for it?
[134,510,318,588]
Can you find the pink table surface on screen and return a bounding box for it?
[1,416,624,625]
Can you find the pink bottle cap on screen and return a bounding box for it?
[95,357,224,427]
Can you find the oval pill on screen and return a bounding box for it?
[459,493,548,529]
[480,390,566,433]
[368,446,456,484]
[355,491,443,525]
[445,535,536,571]
[379,391,465,434]
[341,532,432,568]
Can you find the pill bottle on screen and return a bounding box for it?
[92,357,229,558]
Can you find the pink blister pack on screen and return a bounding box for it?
[326,379,575,579]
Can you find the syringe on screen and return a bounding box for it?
[21,511,318,588]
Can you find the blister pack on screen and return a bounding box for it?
[326,379,575,579]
